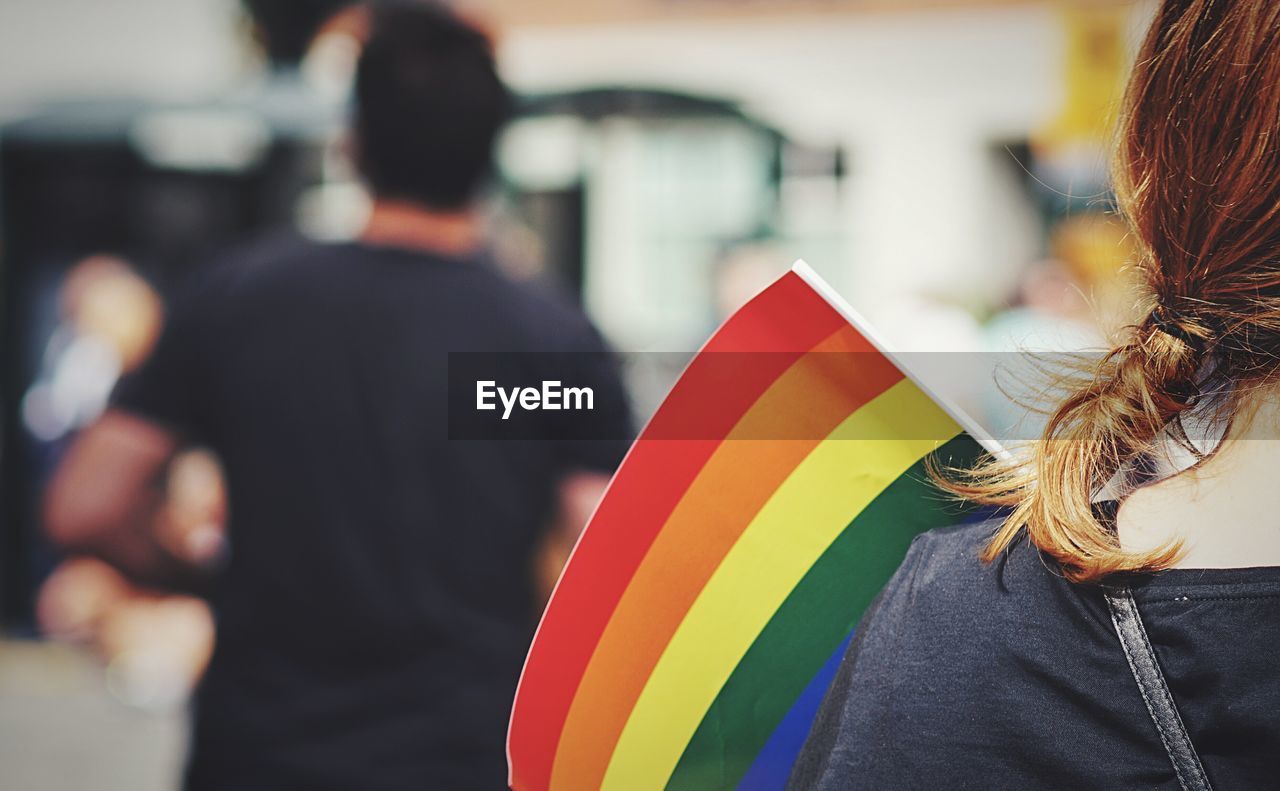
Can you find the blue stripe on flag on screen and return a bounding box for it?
[736,631,854,791]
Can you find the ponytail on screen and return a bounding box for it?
[953,0,1280,582]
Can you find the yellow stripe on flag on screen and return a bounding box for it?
[549,327,890,791]
[600,379,961,790]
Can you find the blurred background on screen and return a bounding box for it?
[1,0,1147,788]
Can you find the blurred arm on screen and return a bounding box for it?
[44,410,211,596]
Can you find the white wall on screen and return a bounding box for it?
[0,0,246,113]
[500,6,1071,345]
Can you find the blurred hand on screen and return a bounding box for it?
[157,448,227,568]
[533,471,611,606]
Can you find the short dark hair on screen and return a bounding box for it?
[354,1,511,210]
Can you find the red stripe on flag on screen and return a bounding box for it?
[507,273,846,791]
[550,327,901,791]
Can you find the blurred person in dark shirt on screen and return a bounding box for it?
[44,3,632,789]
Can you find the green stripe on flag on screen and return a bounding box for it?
[664,435,986,791]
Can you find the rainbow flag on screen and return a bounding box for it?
[507,262,1000,791]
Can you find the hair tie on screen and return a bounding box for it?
[1149,306,1210,352]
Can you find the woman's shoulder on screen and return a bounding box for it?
[892,519,1078,616]
[788,521,1157,790]
[834,519,1104,698]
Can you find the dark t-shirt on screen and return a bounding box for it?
[789,521,1280,790]
[112,236,632,791]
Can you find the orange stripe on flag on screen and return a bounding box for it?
[549,326,902,791]
[507,273,848,791]
[601,380,961,790]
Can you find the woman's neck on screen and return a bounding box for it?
[1117,386,1280,568]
